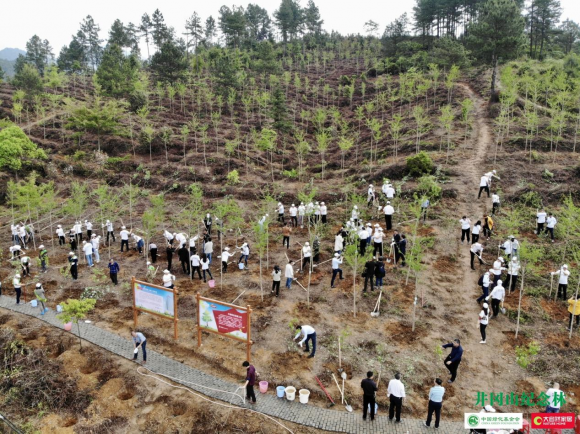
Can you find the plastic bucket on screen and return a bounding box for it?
[208,280,215,288]
[285,386,296,401]
[299,389,310,404]
[259,381,268,393]
[56,305,63,313]
[64,322,73,331]
[31,300,38,307]
[238,263,245,270]
[276,386,286,398]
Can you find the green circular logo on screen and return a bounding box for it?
[468,415,479,427]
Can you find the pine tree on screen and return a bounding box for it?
[185,12,204,53]
[270,86,290,132]
[78,15,103,70]
[140,14,153,59]
[96,44,139,97]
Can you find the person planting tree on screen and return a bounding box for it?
[551,265,570,300]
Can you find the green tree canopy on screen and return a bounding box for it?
[0,126,47,171]
[150,41,188,83]
[96,44,140,97]
[13,63,43,100]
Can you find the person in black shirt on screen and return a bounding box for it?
[398,235,407,267]
[166,245,175,271]
[361,371,378,421]
[363,258,376,292]
[442,339,463,383]
[178,245,190,275]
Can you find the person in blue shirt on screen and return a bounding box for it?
[108,259,120,285]
[132,331,146,364]
[442,339,463,383]
[424,378,445,429]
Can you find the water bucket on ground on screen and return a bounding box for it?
[259,381,268,393]
[31,300,38,307]
[238,263,245,270]
[56,305,63,313]
[276,386,286,398]
[285,386,296,401]
[64,322,73,331]
[208,280,215,288]
[299,389,310,404]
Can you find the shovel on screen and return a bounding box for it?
[371,290,383,317]
[332,373,352,412]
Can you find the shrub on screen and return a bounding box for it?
[129,90,148,113]
[282,168,298,179]
[105,155,131,169]
[515,341,540,368]
[417,175,442,199]
[542,169,554,180]
[406,151,434,177]
[73,150,86,161]
[226,169,240,185]
[520,190,543,208]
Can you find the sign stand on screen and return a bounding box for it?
[132,277,179,339]
[196,293,253,362]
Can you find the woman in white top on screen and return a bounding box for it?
[459,216,471,243]
[162,270,176,289]
[272,265,282,297]
[334,233,344,254]
[190,253,201,280]
[471,220,482,244]
[479,303,489,344]
[201,254,213,282]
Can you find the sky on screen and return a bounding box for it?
[1,0,580,53]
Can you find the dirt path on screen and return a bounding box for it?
[422,82,523,409]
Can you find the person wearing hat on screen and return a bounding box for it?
[459,216,472,244]
[479,302,490,343]
[504,257,520,293]
[551,265,570,300]
[20,254,31,277]
[271,265,282,297]
[484,170,501,185]
[120,226,130,252]
[146,261,156,279]
[500,237,513,259]
[238,242,250,267]
[442,339,463,383]
[13,274,23,304]
[486,280,505,318]
[385,183,395,200]
[334,232,344,255]
[492,257,506,286]
[203,214,212,235]
[477,271,491,303]
[358,225,369,256]
[365,223,373,247]
[69,231,78,251]
[56,225,66,246]
[351,205,360,225]
[289,204,298,227]
[82,241,94,267]
[282,224,291,249]
[34,283,49,315]
[491,192,500,215]
[276,202,285,224]
[478,174,490,199]
[68,252,78,280]
[91,234,101,263]
[105,220,115,243]
[39,245,48,273]
[545,213,557,242]
[11,224,19,246]
[372,226,384,257]
[298,203,305,228]
[330,253,343,288]
[567,294,580,331]
[162,270,175,289]
[9,244,23,260]
[367,185,375,208]
[536,208,547,235]
[85,220,93,239]
[301,242,312,272]
[383,201,395,230]
[108,258,120,285]
[221,247,233,272]
[314,202,321,223]
[320,202,328,224]
[470,243,484,271]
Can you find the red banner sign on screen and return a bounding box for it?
[531,413,575,429]
[214,307,248,335]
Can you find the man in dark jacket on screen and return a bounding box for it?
[68,253,78,280]
[242,360,258,404]
[108,259,120,285]
[363,258,376,292]
[442,339,463,383]
[178,245,190,275]
[166,245,175,271]
[361,371,378,421]
[398,235,407,267]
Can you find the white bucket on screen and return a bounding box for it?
[285,386,296,401]
[238,263,245,270]
[31,300,38,307]
[56,305,63,313]
[299,389,310,404]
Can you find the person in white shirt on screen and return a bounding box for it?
[289,204,298,227]
[82,241,94,267]
[510,237,520,258]
[91,234,101,263]
[190,252,201,279]
[298,203,305,227]
[204,240,213,264]
[484,170,500,187]
[367,185,375,207]
[491,193,500,215]
[383,201,395,230]
[358,227,369,256]
[277,202,285,224]
[189,235,198,255]
[301,242,312,272]
[552,265,570,300]
[382,181,390,197]
[387,373,406,422]
[105,220,115,243]
[306,202,314,225]
[334,233,344,254]
[258,214,268,232]
[164,230,175,246]
[11,224,19,245]
[56,225,66,246]
[331,253,343,288]
[85,220,93,239]
[477,270,492,303]
[13,274,23,304]
[162,269,176,289]
[373,228,384,257]
[471,220,482,244]
[132,233,144,254]
[470,243,484,270]
[18,225,27,248]
[492,257,506,286]
[272,265,282,296]
[285,260,294,289]
[459,216,471,243]
[10,245,23,260]
[500,238,513,258]
[385,184,395,199]
[478,175,490,199]
[320,202,328,224]
[201,254,213,282]
[238,243,250,267]
[294,325,316,358]
[545,213,557,242]
[221,247,233,272]
[486,280,505,318]
[504,257,520,293]
[314,202,321,223]
[149,243,158,263]
[351,205,360,224]
[545,383,566,413]
[478,303,490,344]
[536,209,547,234]
[120,226,130,252]
[175,233,187,248]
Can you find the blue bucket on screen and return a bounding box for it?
[276,386,286,398]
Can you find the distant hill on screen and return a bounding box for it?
[0,59,16,77]
[0,48,26,61]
